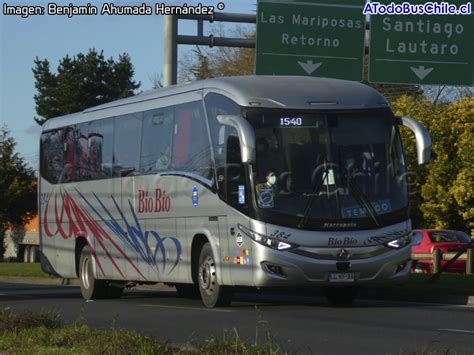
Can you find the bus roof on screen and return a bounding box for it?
[42,75,390,131]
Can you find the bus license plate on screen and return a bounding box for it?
[329,273,355,283]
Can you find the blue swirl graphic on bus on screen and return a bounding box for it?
[75,188,181,274]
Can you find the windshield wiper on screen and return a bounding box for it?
[297,160,330,229]
[337,147,380,227]
[346,177,380,227]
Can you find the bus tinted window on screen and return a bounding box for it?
[75,123,89,181]
[40,129,64,184]
[205,93,241,172]
[62,127,76,183]
[114,113,142,177]
[89,118,114,179]
[140,107,173,173]
[205,93,246,208]
[172,101,212,180]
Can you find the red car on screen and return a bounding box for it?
[411,229,473,273]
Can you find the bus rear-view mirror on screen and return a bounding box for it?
[216,115,256,164]
[399,116,432,165]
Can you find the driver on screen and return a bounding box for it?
[256,171,278,190]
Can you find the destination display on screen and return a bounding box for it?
[249,114,325,128]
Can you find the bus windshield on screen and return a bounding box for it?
[249,110,408,229]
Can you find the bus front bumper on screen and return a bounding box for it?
[252,243,411,287]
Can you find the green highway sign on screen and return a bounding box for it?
[256,0,366,81]
[369,1,473,86]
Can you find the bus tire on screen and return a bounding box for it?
[323,286,359,307]
[175,283,200,299]
[23,246,31,263]
[29,246,38,263]
[198,242,232,308]
[79,247,107,300]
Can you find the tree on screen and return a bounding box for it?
[0,127,37,260]
[179,26,255,82]
[392,96,473,232]
[149,73,164,89]
[33,49,141,125]
[189,47,213,81]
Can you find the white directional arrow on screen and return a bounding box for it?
[410,66,434,80]
[298,60,322,75]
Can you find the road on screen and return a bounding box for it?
[1,281,473,354]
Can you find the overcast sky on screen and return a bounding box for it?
[0,0,256,169]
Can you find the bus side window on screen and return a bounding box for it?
[40,129,64,184]
[60,127,76,183]
[171,108,192,169]
[226,134,247,208]
[89,118,114,179]
[75,123,89,181]
[113,113,142,177]
[141,108,173,174]
[171,101,212,180]
[204,93,247,212]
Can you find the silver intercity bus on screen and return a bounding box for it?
[39,76,431,307]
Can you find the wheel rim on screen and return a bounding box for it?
[81,255,91,290]
[199,255,216,296]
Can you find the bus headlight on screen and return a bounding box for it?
[238,224,298,251]
[384,234,411,249]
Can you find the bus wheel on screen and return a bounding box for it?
[23,246,31,263]
[198,243,232,308]
[323,286,359,307]
[79,247,107,300]
[175,283,200,299]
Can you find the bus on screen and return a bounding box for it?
[39,75,431,307]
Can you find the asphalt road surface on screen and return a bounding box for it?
[1,282,473,354]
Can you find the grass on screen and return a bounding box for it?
[0,308,282,354]
[0,262,53,278]
[365,273,474,296]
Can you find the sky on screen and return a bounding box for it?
[0,0,256,169]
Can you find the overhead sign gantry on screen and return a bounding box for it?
[369,0,473,85]
[256,0,366,81]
